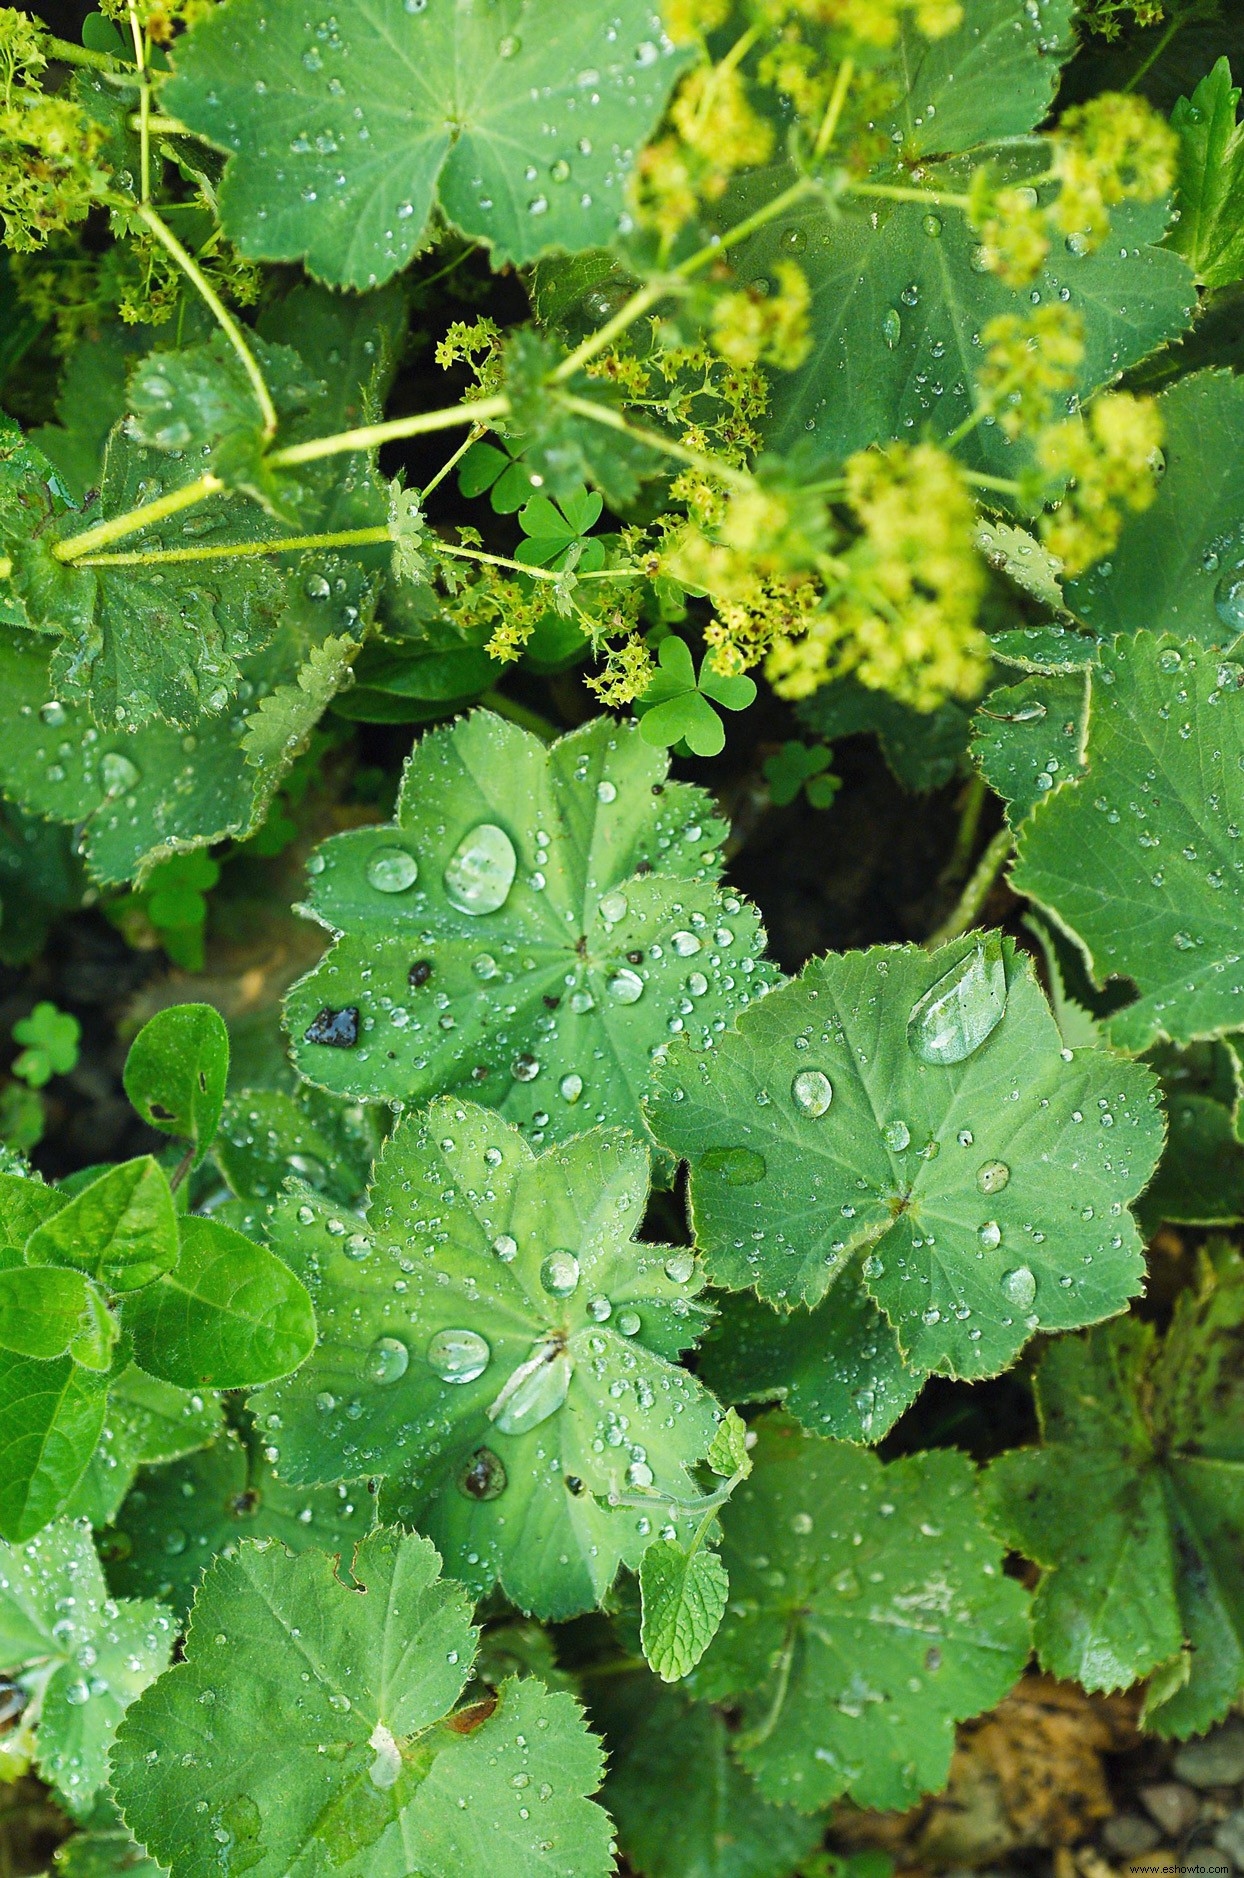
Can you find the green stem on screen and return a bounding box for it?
[557,393,755,492]
[136,114,189,134]
[736,1624,797,1752]
[843,180,972,210]
[550,281,669,384]
[420,425,484,501]
[53,473,224,563]
[926,822,1014,948]
[127,6,150,203]
[43,34,123,70]
[945,773,986,882]
[74,524,393,568]
[435,540,630,582]
[268,393,511,467]
[135,203,277,439]
[962,470,1023,496]
[813,55,855,160]
[1122,11,1190,93]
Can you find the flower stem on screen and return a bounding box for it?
[268,394,511,468]
[926,822,1014,948]
[73,525,393,568]
[813,55,855,160]
[843,180,973,210]
[43,34,123,70]
[127,6,150,203]
[53,473,225,563]
[556,393,755,492]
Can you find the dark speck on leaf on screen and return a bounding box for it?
[409,959,432,988]
[626,950,643,965]
[304,1005,359,1048]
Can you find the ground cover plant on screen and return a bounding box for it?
[0,0,1242,1872]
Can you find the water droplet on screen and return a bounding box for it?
[907,935,1008,1066]
[882,308,902,348]
[363,1336,409,1385]
[596,779,617,803]
[976,1160,1011,1194]
[458,1447,507,1500]
[540,1251,580,1298]
[443,823,516,914]
[599,889,628,924]
[923,213,942,237]
[791,1069,833,1117]
[559,1072,583,1103]
[607,968,644,1004]
[626,1460,654,1488]
[426,1327,491,1384]
[1001,1264,1036,1308]
[671,930,701,957]
[489,1344,572,1434]
[663,1251,695,1284]
[978,1220,1002,1249]
[101,752,141,796]
[492,1233,518,1263]
[699,1146,767,1185]
[1214,566,1244,632]
[883,1120,911,1152]
[366,845,418,893]
[616,1310,641,1336]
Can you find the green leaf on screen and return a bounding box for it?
[112,1527,614,1878]
[0,1265,98,1360]
[284,711,772,1179]
[26,1158,178,1295]
[104,1424,373,1619]
[0,1518,173,1817]
[982,1242,1244,1737]
[1139,1092,1244,1230]
[636,638,758,759]
[53,1812,166,1878]
[502,329,665,508]
[872,0,1074,155]
[165,0,688,289]
[1066,372,1244,642]
[970,671,1089,829]
[215,1085,381,1207]
[123,1004,229,1164]
[0,1358,108,1543]
[0,1168,67,1262]
[597,1676,826,1878]
[762,741,837,811]
[695,1413,1029,1813]
[1011,632,1244,1052]
[255,1101,721,1617]
[62,1364,223,1530]
[797,679,971,794]
[11,1001,80,1087]
[1169,58,1244,289]
[123,1215,316,1390]
[705,1405,751,1480]
[640,1540,729,1683]
[648,936,1162,1377]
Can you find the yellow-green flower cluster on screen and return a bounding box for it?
[1078,1,1165,41]
[0,10,110,253]
[586,635,657,706]
[709,260,812,370]
[97,0,220,45]
[434,319,506,396]
[977,306,1085,442]
[1034,391,1164,576]
[633,58,774,247]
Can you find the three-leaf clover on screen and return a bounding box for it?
[284,710,774,1178]
[1012,632,1244,1051]
[693,1413,1030,1813]
[255,1100,723,1618]
[513,488,605,572]
[983,1241,1244,1739]
[635,636,758,759]
[649,935,1164,1385]
[458,436,540,514]
[164,0,688,289]
[11,1001,80,1089]
[112,1527,616,1878]
[763,740,840,810]
[0,1518,174,1817]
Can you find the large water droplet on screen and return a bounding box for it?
[608,968,644,1004]
[976,1160,1011,1194]
[671,930,701,957]
[700,1146,767,1185]
[664,1251,695,1284]
[978,1220,1002,1249]
[907,935,1007,1066]
[426,1327,490,1384]
[1001,1264,1036,1308]
[883,1120,911,1152]
[101,752,141,796]
[882,307,902,348]
[540,1251,580,1298]
[443,823,516,914]
[458,1446,507,1500]
[1214,565,1244,632]
[366,845,418,893]
[363,1336,409,1384]
[489,1343,572,1434]
[791,1069,833,1117]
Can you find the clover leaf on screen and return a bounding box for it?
[693,1413,1030,1813]
[762,740,839,811]
[1170,59,1244,290]
[648,936,1163,1380]
[11,1001,80,1089]
[514,487,605,571]
[284,710,773,1178]
[1012,632,1244,1052]
[112,1526,615,1878]
[165,0,688,290]
[254,1100,722,1617]
[982,1242,1244,1738]
[0,1518,174,1817]
[458,437,541,515]
[635,636,758,760]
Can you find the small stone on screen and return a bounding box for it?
[1101,1813,1160,1857]
[1216,1810,1244,1870]
[1175,1722,1244,1788]
[1139,1785,1199,1839]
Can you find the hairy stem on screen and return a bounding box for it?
[420,425,485,501]
[926,822,1014,948]
[127,5,150,203]
[557,393,756,492]
[53,473,224,563]
[813,55,856,160]
[73,525,393,568]
[843,180,973,210]
[43,33,123,70]
[268,393,511,467]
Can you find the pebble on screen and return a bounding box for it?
[1139,1783,1200,1839]
[1175,1722,1244,1788]
[1215,1809,1244,1870]
[1102,1813,1161,1857]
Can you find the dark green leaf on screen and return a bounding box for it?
[0,1358,108,1543]
[1169,58,1244,288]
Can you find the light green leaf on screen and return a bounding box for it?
[0,1518,173,1817]
[0,1170,69,1262]
[26,1158,178,1295]
[122,1215,316,1390]
[215,1085,381,1207]
[112,1527,614,1878]
[123,1005,230,1165]
[284,711,772,1179]
[695,1413,1030,1813]
[255,1100,721,1617]
[970,671,1089,829]
[62,1365,223,1530]
[1066,372,1244,642]
[640,1540,729,1683]
[648,936,1163,1377]
[1011,632,1244,1052]
[166,0,688,289]
[1169,58,1244,289]
[0,1357,108,1544]
[0,1266,97,1360]
[53,1813,167,1878]
[104,1424,373,1618]
[982,1242,1244,1737]
[705,1405,751,1480]
[597,1676,826,1878]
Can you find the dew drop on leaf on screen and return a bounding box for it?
[791,1069,833,1117]
[1000,1265,1037,1308]
[425,1327,491,1383]
[907,934,1007,1066]
[490,1344,572,1434]
[363,1335,409,1384]
[979,1220,1002,1249]
[700,1145,767,1184]
[1213,567,1244,631]
[883,1120,911,1152]
[882,308,902,349]
[443,823,516,914]
[976,1160,1011,1194]
[101,751,141,795]
[607,968,644,1004]
[365,846,418,893]
[663,1251,695,1284]
[540,1251,580,1298]
[491,1233,518,1263]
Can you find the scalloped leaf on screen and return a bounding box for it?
[648,936,1163,1377]
[284,711,773,1178]
[254,1100,721,1618]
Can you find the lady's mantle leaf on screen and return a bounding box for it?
[1169,59,1244,290]
[166,0,688,289]
[112,1527,615,1878]
[1012,632,1244,1052]
[285,711,772,1180]
[982,1242,1244,1740]
[648,936,1163,1379]
[970,670,1090,831]
[694,1414,1030,1814]
[254,1100,721,1618]
[0,1518,173,1818]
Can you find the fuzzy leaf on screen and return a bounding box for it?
[695,1413,1030,1813]
[26,1158,178,1296]
[1012,632,1244,1051]
[63,1365,223,1530]
[254,1101,721,1617]
[1169,58,1244,289]
[970,671,1090,829]
[284,711,772,1179]
[112,1527,614,1878]
[0,1519,173,1817]
[123,1005,230,1163]
[648,936,1163,1377]
[640,1540,729,1682]
[0,1266,97,1360]
[982,1242,1244,1737]
[166,0,688,289]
